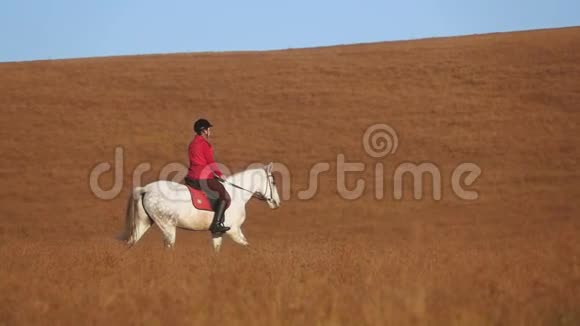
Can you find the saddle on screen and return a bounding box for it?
[184,178,230,212]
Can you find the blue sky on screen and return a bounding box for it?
[1,0,579,62]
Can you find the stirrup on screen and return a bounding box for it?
[210,224,230,235]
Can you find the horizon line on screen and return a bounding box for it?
[2,24,578,64]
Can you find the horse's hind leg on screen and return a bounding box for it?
[142,193,178,248]
[156,220,176,248]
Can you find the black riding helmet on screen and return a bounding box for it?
[193,118,213,134]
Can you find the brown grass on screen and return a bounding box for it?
[1,27,579,325]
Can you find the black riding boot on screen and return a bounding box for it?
[209,200,230,234]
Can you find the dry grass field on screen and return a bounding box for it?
[1,27,579,325]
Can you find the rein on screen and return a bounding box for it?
[219,175,272,202]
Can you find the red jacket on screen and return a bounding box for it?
[187,135,224,180]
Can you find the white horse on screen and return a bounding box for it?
[123,162,281,251]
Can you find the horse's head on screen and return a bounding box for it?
[228,162,282,208]
[261,162,281,209]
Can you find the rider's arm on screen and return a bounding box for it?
[203,142,224,178]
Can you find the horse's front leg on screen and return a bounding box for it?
[239,228,249,245]
[227,227,248,246]
[211,234,223,252]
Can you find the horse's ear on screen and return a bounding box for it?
[266,162,273,173]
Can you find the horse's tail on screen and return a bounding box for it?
[120,187,147,244]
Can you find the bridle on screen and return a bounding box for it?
[218,171,276,203]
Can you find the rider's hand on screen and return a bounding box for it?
[214,173,225,182]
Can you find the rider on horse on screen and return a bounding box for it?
[184,119,231,234]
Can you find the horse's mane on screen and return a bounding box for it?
[225,165,267,185]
